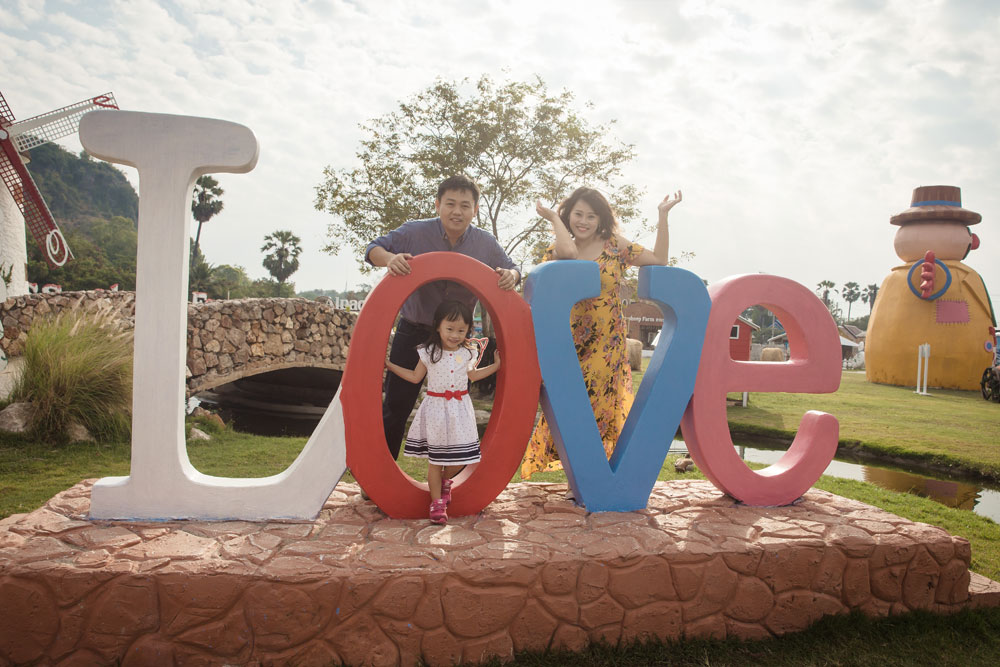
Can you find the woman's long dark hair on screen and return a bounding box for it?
[422,299,474,363]
[558,187,619,240]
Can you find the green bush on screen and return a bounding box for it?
[10,310,133,442]
[187,414,226,435]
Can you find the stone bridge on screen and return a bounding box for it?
[0,291,357,395]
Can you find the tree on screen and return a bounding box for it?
[188,245,215,296]
[740,304,783,344]
[315,74,643,269]
[27,215,138,290]
[211,264,253,299]
[261,230,303,284]
[191,175,224,261]
[251,278,296,298]
[27,143,139,223]
[847,314,869,330]
[862,283,880,312]
[816,280,837,307]
[842,281,861,322]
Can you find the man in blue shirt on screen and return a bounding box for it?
[365,175,520,460]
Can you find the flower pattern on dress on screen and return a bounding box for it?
[520,237,644,479]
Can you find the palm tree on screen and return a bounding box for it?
[191,175,224,261]
[862,283,879,312]
[188,246,215,296]
[261,230,303,284]
[842,281,861,322]
[816,280,837,306]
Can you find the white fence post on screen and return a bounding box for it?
[915,343,931,396]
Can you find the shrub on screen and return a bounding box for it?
[10,310,133,442]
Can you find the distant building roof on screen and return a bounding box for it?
[840,324,866,339]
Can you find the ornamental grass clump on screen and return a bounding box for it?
[11,310,133,442]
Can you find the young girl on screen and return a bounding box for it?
[385,300,500,524]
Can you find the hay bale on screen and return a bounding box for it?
[760,347,786,362]
[626,338,643,370]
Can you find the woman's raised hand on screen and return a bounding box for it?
[658,190,683,218]
[536,200,559,222]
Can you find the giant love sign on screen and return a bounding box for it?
[81,110,841,521]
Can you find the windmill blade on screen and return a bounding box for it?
[0,131,73,268]
[0,90,14,126]
[7,93,117,153]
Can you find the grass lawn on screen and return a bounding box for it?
[2,428,998,665]
[631,359,1000,480]
[2,381,999,665]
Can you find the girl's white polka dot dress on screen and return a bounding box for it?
[404,345,482,466]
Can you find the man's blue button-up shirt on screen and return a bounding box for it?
[365,217,518,326]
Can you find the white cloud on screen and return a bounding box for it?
[0,0,996,311]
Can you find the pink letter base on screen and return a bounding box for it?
[1,480,998,666]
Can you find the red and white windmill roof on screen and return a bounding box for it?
[0,91,119,268]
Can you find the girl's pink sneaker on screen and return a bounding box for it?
[441,478,453,506]
[429,499,448,525]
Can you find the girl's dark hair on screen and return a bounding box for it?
[423,299,474,363]
[558,187,619,240]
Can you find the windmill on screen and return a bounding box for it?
[0,90,119,289]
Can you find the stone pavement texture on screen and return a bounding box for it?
[0,479,997,666]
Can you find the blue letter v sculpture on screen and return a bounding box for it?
[525,262,710,511]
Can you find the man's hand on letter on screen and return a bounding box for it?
[386,253,414,276]
[495,267,519,291]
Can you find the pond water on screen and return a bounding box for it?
[194,371,1000,523]
[670,440,1000,523]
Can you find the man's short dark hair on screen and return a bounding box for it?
[436,175,480,203]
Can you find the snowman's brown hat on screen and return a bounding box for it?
[890,185,981,226]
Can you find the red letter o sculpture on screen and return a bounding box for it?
[341,253,541,518]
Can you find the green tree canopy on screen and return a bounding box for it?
[191,175,224,260]
[315,74,643,269]
[26,144,138,224]
[862,283,880,311]
[25,143,140,290]
[842,281,861,322]
[186,241,279,300]
[28,215,138,290]
[816,280,837,307]
[251,278,296,298]
[188,248,215,296]
[261,230,302,284]
[211,264,254,299]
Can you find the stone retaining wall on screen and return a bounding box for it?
[0,292,356,394]
[185,297,355,394]
[0,479,996,665]
[0,290,136,356]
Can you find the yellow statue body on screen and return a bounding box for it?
[866,186,996,391]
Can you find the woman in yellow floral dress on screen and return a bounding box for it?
[520,187,682,479]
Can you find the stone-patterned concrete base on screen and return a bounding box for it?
[1,480,997,666]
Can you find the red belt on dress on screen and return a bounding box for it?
[426,389,468,400]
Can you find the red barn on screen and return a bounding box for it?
[628,299,760,361]
[729,316,759,361]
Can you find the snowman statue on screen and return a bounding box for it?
[866,185,996,390]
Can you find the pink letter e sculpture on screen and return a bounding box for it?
[680,274,842,506]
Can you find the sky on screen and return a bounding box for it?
[2,0,998,318]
